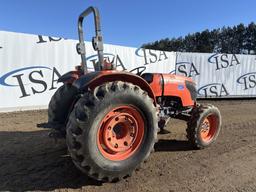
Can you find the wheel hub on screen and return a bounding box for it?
[201,119,210,134]
[200,115,217,142]
[97,105,144,161]
[102,113,137,153]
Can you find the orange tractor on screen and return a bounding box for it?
[41,6,221,182]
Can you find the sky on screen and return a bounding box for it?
[0,0,256,48]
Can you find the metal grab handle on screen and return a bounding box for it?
[77,6,104,73]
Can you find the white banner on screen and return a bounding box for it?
[0,31,176,112]
[176,52,256,98]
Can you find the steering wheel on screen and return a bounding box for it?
[129,66,146,76]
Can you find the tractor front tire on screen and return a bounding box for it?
[186,104,221,149]
[66,81,158,182]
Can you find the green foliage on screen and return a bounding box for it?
[143,22,256,54]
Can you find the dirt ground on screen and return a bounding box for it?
[0,100,256,192]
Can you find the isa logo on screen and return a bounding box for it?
[0,66,61,98]
[208,53,240,71]
[86,53,126,71]
[135,48,168,65]
[176,61,200,77]
[198,83,229,97]
[237,72,256,90]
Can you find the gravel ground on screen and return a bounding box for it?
[0,100,256,192]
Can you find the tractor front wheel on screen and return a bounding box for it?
[66,81,158,181]
[186,104,221,149]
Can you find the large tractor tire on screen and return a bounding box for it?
[186,104,221,149]
[48,84,78,128]
[66,81,158,182]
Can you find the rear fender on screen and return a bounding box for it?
[58,71,81,84]
[72,71,157,105]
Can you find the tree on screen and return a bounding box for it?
[143,22,256,54]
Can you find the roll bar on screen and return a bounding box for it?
[76,6,104,73]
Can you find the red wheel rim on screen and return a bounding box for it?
[200,114,218,142]
[97,105,145,161]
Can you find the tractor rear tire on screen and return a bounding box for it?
[186,104,221,149]
[66,81,158,182]
[48,84,78,128]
